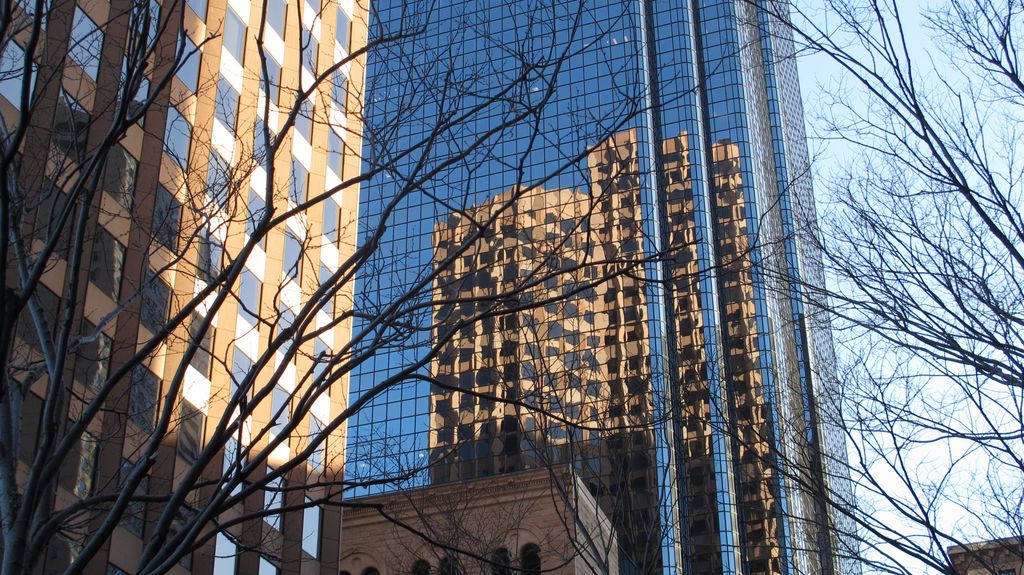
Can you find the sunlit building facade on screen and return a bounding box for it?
[1,0,368,571]
[346,1,852,575]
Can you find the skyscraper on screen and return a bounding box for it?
[0,0,368,571]
[344,1,852,574]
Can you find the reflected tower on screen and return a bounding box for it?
[346,1,855,574]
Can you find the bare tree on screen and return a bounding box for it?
[0,0,675,573]
[752,0,1024,572]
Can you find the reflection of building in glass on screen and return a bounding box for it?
[346,1,857,574]
[429,131,658,566]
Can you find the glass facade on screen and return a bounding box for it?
[346,1,850,574]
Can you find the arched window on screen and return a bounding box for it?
[411,560,431,575]
[490,548,511,575]
[362,569,380,575]
[520,544,540,575]
[438,556,461,575]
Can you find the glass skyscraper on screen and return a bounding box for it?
[345,1,852,574]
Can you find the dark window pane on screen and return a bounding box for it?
[238,270,261,324]
[89,227,125,300]
[290,158,307,204]
[53,91,89,161]
[207,151,231,209]
[295,99,312,142]
[164,106,191,168]
[129,365,158,431]
[103,145,138,210]
[141,273,171,334]
[283,230,301,280]
[176,36,200,92]
[189,312,213,378]
[197,228,222,283]
[215,76,239,131]
[153,185,181,250]
[270,385,289,437]
[300,26,317,72]
[327,129,342,176]
[74,320,111,392]
[177,399,205,464]
[322,197,337,243]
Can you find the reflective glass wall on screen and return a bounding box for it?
[346,1,848,574]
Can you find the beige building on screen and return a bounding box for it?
[339,468,619,575]
[1,0,367,571]
[949,539,1024,575]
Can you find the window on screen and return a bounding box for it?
[411,560,431,575]
[238,269,261,325]
[197,228,222,283]
[300,26,317,73]
[318,264,334,317]
[70,8,102,80]
[89,227,125,300]
[53,91,89,161]
[73,432,98,498]
[120,56,150,122]
[230,346,253,397]
[119,459,148,537]
[335,7,349,50]
[269,385,289,437]
[331,69,347,110]
[327,129,343,176]
[74,320,111,392]
[258,558,278,575]
[312,338,329,383]
[489,549,511,575]
[189,312,213,378]
[290,158,307,203]
[253,117,272,169]
[264,469,283,530]
[153,185,181,250]
[301,499,320,557]
[222,7,246,62]
[212,533,236,575]
[140,272,170,334]
[276,305,295,342]
[207,151,231,209]
[283,230,301,280]
[176,35,200,93]
[129,365,158,431]
[184,0,205,18]
[309,415,325,472]
[520,544,541,575]
[295,100,313,143]
[164,106,192,167]
[177,399,205,464]
[260,55,281,103]
[0,41,31,107]
[133,0,162,46]
[267,0,286,36]
[103,145,138,210]
[215,76,239,131]
[247,189,266,246]
[322,198,338,244]
[437,559,459,575]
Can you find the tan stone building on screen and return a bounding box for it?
[949,539,1024,575]
[339,468,619,575]
[1,0,368,571]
